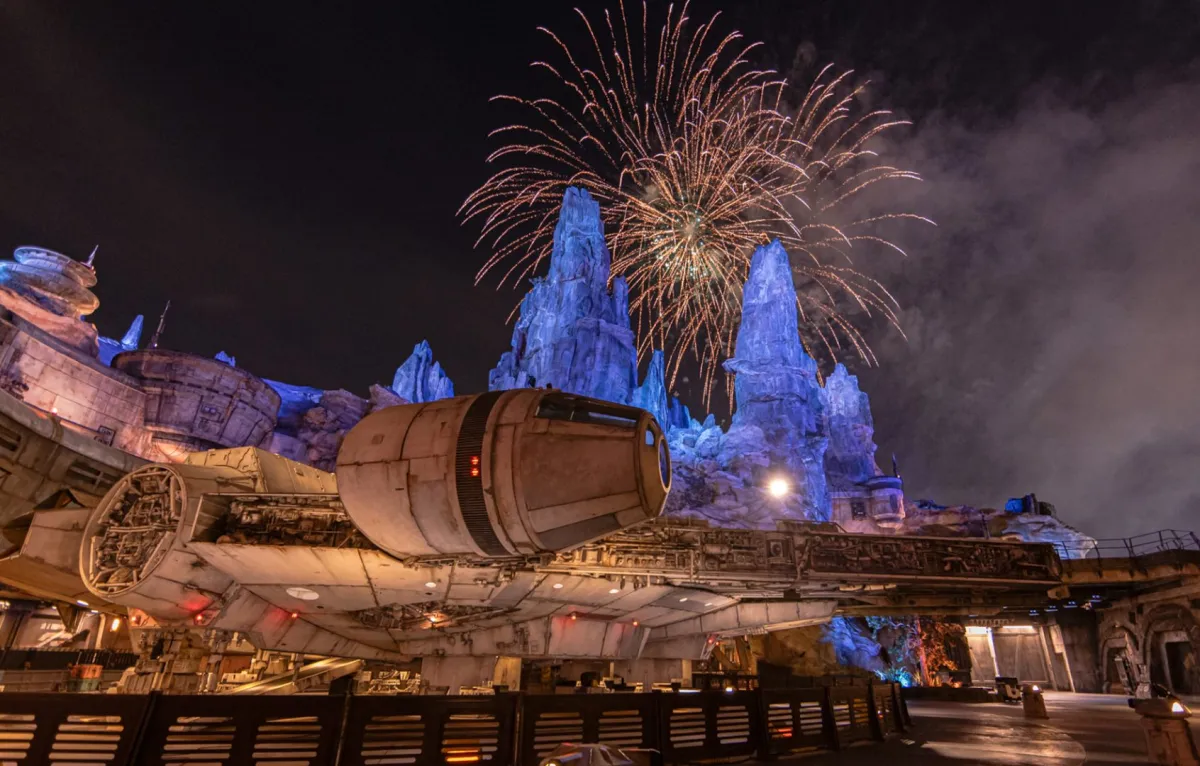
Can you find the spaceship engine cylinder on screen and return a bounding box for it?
[336,389,670,559]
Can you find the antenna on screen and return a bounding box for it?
[149,300,170,349]
[85,245,98,268]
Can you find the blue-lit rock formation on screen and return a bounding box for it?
[215,350,237,367]
[265,380,408,471]
[392,340,454,403]
[631,350,694,431]
[489,187,637,404]
[98,314,144,365]
[723,240,829,519]
[820,364,881,490]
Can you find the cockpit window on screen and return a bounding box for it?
[536,393,640,429]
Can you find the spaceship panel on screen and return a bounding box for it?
[487,423,533,553]
[526,490,642,533]
[245,583,379,612]
[189,543,372,587]
[519,431,637,512]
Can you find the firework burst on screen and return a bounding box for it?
[461,1,929,406]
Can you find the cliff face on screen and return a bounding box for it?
[489,187,638,404]
[391,340,454,403]
[821,364,882,490]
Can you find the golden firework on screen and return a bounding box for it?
[461,1,929,406]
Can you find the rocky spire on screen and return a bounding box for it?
[723,239,830,518]
[119,315,144,349]
[631,349,693,430]
[820,363,882,489]
[392,340,454,403]
[489,186,637,403]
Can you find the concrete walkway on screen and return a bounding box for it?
[792,692,1162,765]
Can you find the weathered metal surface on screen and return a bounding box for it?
[113,348,281,455]
[796,532,1062,584]
[546,521,1063,587]
[0,387,145,528]
[336,389,669,559]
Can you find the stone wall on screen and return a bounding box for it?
[0,316,154,458]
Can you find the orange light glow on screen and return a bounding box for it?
[109,617,121,633]
[290,612,299,620]
[632,620,639,627]
[570,613,578,621]
[470,467,480,477]
[470,456,480,466]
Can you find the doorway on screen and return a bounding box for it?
[1165,640,1194,695]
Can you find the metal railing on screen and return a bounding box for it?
[0,683,908,765]
[1051,529,1200,561]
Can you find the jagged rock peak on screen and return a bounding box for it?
[728,239,814,372]
[392,340,454,403]
[489,186,637,403]
[549,186,607,276]
[821,363,881,488]
[215,350,237,367]
[120,315,144,349]
[721,239,830,520]
[632,350,694,431]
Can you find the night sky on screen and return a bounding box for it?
[0,2,1197,537]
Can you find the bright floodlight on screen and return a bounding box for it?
[767,477,790,498]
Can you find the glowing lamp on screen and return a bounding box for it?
[1031,684,1040,693]
[109,617,121,633]
[767,477,789,498]
[1173,701,1186,714]
[632,620,639,627]
[552,583,564,589]
[570,613,577,621]
[424,581,437,588]
[609,588,620,594]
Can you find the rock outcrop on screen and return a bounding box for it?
[98,314,143,365]
[391,340,454,403]
[631,350,694,431]
[489,187,637,403]
[265,380,409,471]
[821,364,881,490]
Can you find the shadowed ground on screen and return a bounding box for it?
[790,692,1165,765]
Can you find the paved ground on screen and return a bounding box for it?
[794,692,1168,765]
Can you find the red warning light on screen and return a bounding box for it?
[469,455,481,477]
[470,455,480,465]
[470,467,480,477]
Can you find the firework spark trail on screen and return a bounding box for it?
[461,0,931,408]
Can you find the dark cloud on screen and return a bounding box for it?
[854,77,1200,538]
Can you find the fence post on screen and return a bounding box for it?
[651,689,669,766]
[329,686,355,766]
[866,685,885,742]
[891,683,907,732]
[753,688,773,761]
[123,689,161,765]
[820,685,840,751]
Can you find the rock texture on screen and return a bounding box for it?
[722,240,830,519]
[391,340,454,403]
[489,187,637,403]
[98,314,143,366]
[265,381,410,471]
[631,350,694,431]
[820,364,881,490]
[666,240,832,524]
